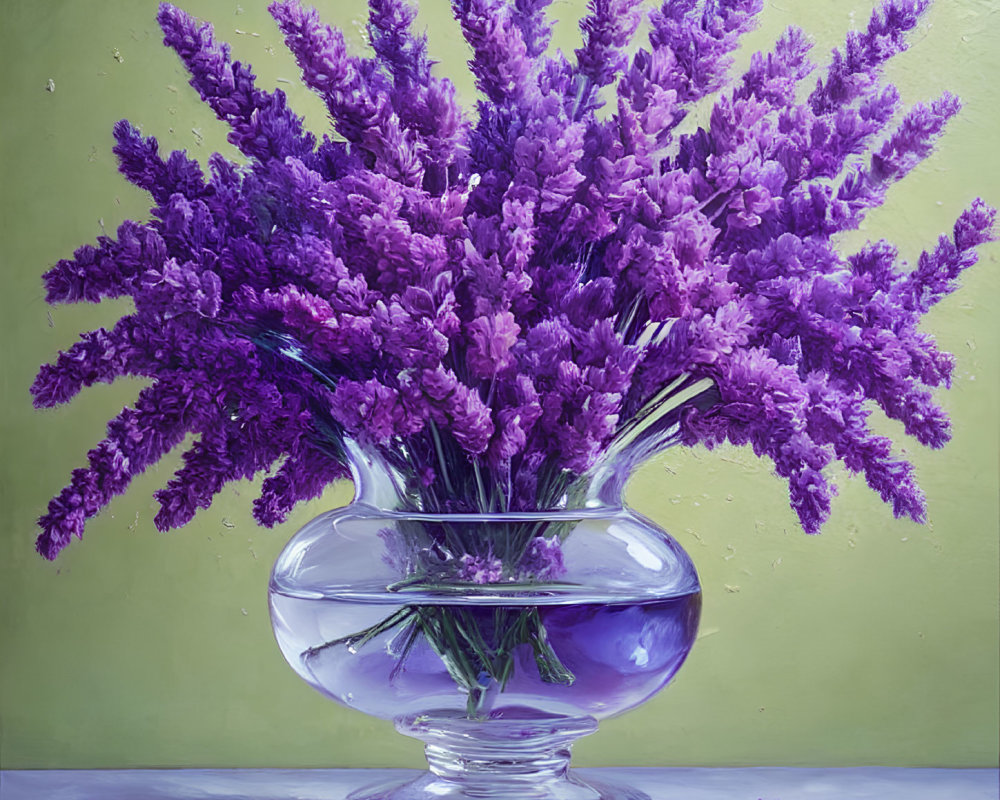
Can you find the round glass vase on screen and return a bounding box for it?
[269,445,701,800]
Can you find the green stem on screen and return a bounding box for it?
[303,606,416,660]
[428,420,455,498]
[303,603,577,718]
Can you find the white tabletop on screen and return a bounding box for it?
[2,767,996,799]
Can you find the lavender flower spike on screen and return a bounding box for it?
[897,199,997,314]
[575,0,645,90]
[157,3,316,162]
[270,0,425,186]
[37,379,211,559]
[511,0,554,59]
[450,0,535,106]
[810,0,930,114]
[112,120,206,205]
[366,0,469,184]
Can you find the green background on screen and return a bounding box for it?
[1,0,997,770]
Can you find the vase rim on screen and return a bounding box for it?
[348,502,628,520]
[269,580,700,605]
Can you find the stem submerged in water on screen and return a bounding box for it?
[305,603,575,719]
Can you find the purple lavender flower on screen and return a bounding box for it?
[32,0,993,560]
[518,535,566,580]
[451,0,534,106]
[898,199,996,313]
[809,0,929,115]
[575,0,645,91]
[157,3,316,163]
[510,0,553,58]
[457,551,504,583]
[113,120,207,204]
[466,311,520,378]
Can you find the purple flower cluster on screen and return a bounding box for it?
[457,551,504,584]
[519,535,566,580]
[34,0,993,560]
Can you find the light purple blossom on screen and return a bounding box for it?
[466,311,520,378]
[457,551,504,583]
[518,535,566,580]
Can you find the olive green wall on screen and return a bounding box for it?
[1,0,997,770]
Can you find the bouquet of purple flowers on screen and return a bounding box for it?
[34,0,992,568]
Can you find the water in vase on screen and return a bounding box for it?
[269,588,701,721]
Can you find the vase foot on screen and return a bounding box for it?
[347,770,651,800]
[346,712,649,800]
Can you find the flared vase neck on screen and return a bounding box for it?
[343,438,630,515]
[342,376,718,515]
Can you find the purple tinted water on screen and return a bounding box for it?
[269,590,701,721]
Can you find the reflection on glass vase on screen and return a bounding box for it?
[269,433,702,800]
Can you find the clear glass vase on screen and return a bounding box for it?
[269,373,711,800]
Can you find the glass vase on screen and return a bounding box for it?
[268,431,703,800]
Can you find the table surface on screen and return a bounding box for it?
[2,767,997,800]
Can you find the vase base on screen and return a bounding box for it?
[346,771,651,800]
[346,713,651,800]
